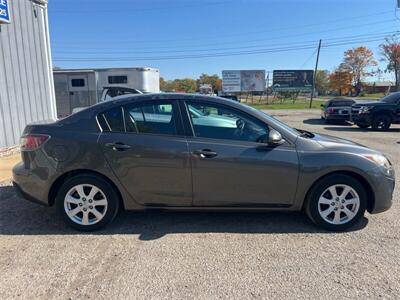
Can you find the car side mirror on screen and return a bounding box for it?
[268,129,284,146]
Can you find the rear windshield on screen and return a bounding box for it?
[329,100,354,107]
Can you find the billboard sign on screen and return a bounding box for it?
[0,0,10,24]
[273,70,314,91]
[222,70,265,93]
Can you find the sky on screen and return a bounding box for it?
[48,0,400,81]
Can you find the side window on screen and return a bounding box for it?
[108,76,128,84]
[186,102,268,142]
[124,102,177,135]
[71,78,85,87]
[98,107,125,132]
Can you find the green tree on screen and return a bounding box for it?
[315,70,330,96]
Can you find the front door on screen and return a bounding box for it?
[184,101,299,207]
[97,100,192,206]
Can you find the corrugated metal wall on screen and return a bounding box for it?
[0,0,56,148]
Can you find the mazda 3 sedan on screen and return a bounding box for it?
[13,93,395,231]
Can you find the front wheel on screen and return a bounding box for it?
[305,175,367,231]
[56,174,120,231]
[371,114,391,130]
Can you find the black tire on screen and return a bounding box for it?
[304,174,367,231]
[55,174,120,231]
[371,114,391,131]
[355,122,369,129]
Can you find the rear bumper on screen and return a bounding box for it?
[12,162,50,206]
[325,114,350,120]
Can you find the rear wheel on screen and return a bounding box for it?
[305,174,366,231]
[355,122,369,129]
[371,114,391,130]
[56,174,119,231]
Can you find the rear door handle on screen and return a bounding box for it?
[193,149,218,158]
[105,142,131,151]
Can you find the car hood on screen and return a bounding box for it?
[353,101,391,107]
[311,132,380,154]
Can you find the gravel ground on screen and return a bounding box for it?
[0,110,399,299]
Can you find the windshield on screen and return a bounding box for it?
[381,93,400,104]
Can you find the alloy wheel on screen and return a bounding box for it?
[317,184,360,225]
[64,184,108,226]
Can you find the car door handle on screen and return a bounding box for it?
[193,149,218,158]
[105,142,131,151]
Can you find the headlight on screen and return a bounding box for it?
[362,154,393,176]
[359,106,372,114]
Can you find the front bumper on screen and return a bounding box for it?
[368,170,395,214]
[12,161,50,206]
[351,113,372,124]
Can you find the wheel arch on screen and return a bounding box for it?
[303,170,375,213]
[48,169,124,209]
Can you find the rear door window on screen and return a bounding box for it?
[124,102,178,135]
[98,107,125,132]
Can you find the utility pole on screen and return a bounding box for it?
[309,39,322,108]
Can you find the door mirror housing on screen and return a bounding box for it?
[268,129,284,146]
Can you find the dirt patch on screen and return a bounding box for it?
[0,153,20,183]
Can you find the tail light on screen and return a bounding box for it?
[327,107,336,113]
[20,134,50,151]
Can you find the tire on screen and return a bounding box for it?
[55,174,120,231]
[355,122,369,129]
[304,174,367,231]
[371,114,391,131]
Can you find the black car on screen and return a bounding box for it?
[351,92,400,130]
[320,98,355,123]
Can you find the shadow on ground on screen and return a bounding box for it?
[0,185,368,240]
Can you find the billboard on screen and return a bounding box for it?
[0,0,10,24]
[222,70,265,93]
[272,70,314,91]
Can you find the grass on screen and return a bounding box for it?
[245,99,325,110]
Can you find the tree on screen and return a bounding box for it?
[197,73,222,93]
[159,77,168,91]
[315,70,330,96]
[380,37,400,91]
[339,46,377,95]
[329,69,353,96]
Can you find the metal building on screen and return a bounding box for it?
[0,0,56,148]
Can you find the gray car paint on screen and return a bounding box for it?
[13,93,395,214]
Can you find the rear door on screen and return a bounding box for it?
[68,75,90,113]
[97,100,192,206]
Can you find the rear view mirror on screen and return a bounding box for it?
[268,129,284,146]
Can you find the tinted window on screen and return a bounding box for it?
[124,102,177,135]
[71,79,85,87]
[381,93,400,104]
[108,76,128,84]
[186,102,268,142]
[98,107,124,132]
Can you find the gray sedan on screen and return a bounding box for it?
[13,93,395,231]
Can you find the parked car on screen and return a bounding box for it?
[351,92,400,130]
[321,98,355,122]
[13,94,394,231]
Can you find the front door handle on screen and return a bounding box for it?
[193,149,218,158]
[105,142,131,151]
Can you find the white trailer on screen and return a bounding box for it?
[54,67,160,118]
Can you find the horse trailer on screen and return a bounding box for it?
[53,67,160,118]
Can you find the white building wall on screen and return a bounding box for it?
[0,0,56,148]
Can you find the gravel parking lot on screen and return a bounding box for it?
[0,109,399,299]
